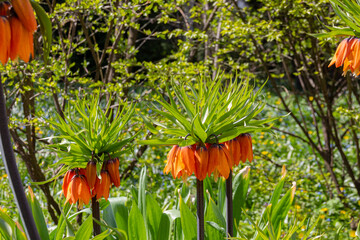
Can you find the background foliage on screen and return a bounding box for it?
[0,0,358,239]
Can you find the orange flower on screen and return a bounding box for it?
[93,170,111,201]
[0,0,36,65]
[163,134,253,181]
[106,158,121,187]
[224,138,240,166]
[0,17,11,65]
[164,145,179,176]
[62,169,76,199]
[9,16,34,62]
[65,174,91,208]
[194,145,209,181]
[179,145,196,176]
[237,134,253,163]
[86,161,97,190]
[11,0,37,32]
[329,38,360,75]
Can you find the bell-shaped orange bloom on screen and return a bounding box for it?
[66,174,91,208]
[93,170,111,201]
[179,145,196,176]
[62,169,76,199]
[208,144,220,176]
[164,145,179,176]
[237,134,253,163]
[106,158,121,187]
[0,17,11,65]
[9,16,34,62]
[86,161,97,190]
[164,145,187,179]
[194,145,209,181]
[210,144,232,179]
[328,38,360,75]
[11,0,37,33]
[224,138,240,166]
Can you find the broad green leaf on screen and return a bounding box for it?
[30,0,52,64]
[26,187,50,240]
[128,201,146,240]
[103,197,129,235]
[156,213,171,240]
[205,198,226,240]
[146,194,162,240]
[179,196,197,240]
[74,216,92,240]
[233,166,250,224]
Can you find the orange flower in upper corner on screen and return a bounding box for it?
[328,37,360,75]
[0,0,37,65]
[11,0,37,32]
[0,17,11,65]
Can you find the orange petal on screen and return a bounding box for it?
[62,169,76,199]
[216,146,230,179]
[78,176,91,206]
[86,161,97,190]
[106,158,121,187]
[9,16,22,60]
[11,0,37,32]
[174,148,185,178]
[179,146,195,176]
[164,145,179,174]
[0,17,10,65]
[194,145,209,181]
[208,144,219,176]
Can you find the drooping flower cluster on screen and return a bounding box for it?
[164,134,253,181]
[328,37,360,75]
[62,158,121,206]
[0,0,37,65]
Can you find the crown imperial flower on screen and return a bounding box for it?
[0,0,37,64]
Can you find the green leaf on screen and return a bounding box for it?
[74,216,93,240]
[146,194,162,240]
[128,201,146,240]
[91,229,112,240]
[30,0,52,64]
[26,187,50,240]
[103,197,129,236]
[205,198,226,240]
[179,196,197,240]
[233,166,251,224]
[156,213,171,240]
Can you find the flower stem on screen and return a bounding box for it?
[226,170,233,237]
[196,179,204,240]
[0,78,40,240]
[92,197,101,236]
